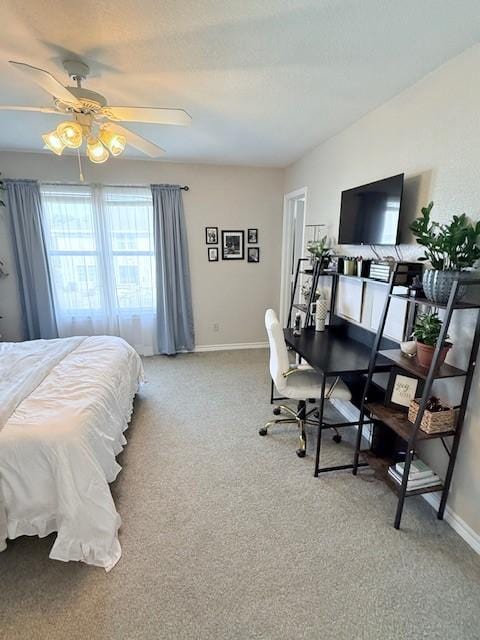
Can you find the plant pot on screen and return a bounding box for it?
[415,341,451,369]
[422,269,467,305]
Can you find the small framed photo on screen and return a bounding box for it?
[208,247,218,262]
[385,367,423,412]
[205,227,218,244]
[222,230,244,260]
[247,247,260,263]
[248,228,258,244]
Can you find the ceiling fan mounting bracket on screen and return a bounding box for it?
[63,60,90,83]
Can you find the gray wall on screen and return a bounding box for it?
[0,152,284,347]
[285,44,480,537]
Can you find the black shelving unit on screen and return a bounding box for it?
[270,257,337,404]
[287,257,337,329]
[352,263,480,529]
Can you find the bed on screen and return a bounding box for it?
[0,335,143,570]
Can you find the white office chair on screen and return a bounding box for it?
[260,309,352,457]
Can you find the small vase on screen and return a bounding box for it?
[422,269,467,305]
[416,341,451,369]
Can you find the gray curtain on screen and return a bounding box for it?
[5,179,58,340]
[151,184,194,354]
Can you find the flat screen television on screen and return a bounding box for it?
[338,173,404,245]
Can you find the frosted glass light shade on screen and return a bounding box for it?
[99,128,126,156]
[42,131,65,155]
[56,121,83,148]
[86,137,109,163]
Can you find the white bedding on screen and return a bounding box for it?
[0,335,143,570]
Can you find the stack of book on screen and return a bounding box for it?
[388,459,440,491]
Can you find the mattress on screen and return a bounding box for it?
[0,335,143,570]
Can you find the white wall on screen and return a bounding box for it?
[0,152,284,347]
[285,44,480,537]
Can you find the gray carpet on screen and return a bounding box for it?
[1,349,480,640]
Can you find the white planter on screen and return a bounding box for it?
[315,299,329,332]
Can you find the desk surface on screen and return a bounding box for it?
[284,326,392,376]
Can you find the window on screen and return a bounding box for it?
[40,184,158,354]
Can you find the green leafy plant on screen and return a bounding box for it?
[412,312,448,346]
[307,235,332,265]
[410,202,480,270]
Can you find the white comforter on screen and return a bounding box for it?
[0,335,143,570]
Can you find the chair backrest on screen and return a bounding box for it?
[265,309,290,394]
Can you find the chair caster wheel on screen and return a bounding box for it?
[273,407,281,415]
[296,448,306,458]
[333,434,342,443]
[259,428,268,436]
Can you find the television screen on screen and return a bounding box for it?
[338,173,404,245]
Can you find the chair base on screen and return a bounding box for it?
[259,403,343,452]
[259,404,306,454]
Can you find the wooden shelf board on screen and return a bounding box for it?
[364,402,456,442]
[378,349,467,379]
[361,451,444,497]
[390,293,480,310]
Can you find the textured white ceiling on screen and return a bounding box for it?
[0,0,479,166]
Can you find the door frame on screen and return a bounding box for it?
[279,187,308,326]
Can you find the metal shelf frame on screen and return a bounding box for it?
[352,263,480,529]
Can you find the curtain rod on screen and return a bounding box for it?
[41,181,190,191]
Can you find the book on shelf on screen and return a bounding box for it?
[395,459,434,480]
[388,464,440,490]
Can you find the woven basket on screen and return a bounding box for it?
[408,399,456,434]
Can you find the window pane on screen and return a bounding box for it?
[104,187,154,253]
[49,254,103,311]
[113,254,155,310]
[42,186,96,252]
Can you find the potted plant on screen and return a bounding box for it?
[307,235,333,270]
[410,202,480,304]
[412,311,451,369]
[301,279,320,303]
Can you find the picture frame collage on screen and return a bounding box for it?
[205,227,260,263]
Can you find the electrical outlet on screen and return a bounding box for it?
[213,323,220,332]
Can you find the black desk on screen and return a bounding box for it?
[284,325,392,476]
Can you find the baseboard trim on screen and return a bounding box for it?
[422,493,480,555]
[194,342,268,353]
[343,409,480,556]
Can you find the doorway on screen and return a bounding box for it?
[279,188,307,326]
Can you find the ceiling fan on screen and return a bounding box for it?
[1,60,191,163]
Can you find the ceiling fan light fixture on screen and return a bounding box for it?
[99,128,126,156]
[42,130,65,155]
[86,136,109,164]
[56,120,83,148]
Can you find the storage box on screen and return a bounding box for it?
[408,398,456,434]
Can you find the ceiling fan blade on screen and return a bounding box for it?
[102,106,191,126]
[0,105,59,114]
[104,123,165,157]
[9,61,81,106]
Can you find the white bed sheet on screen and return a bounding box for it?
[0,335,143,570]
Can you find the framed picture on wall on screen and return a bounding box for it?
[248,228,258,243]
[205,227,218,244]
[221,230,244,260]
[385,367,423,412]
[247,247,260,263]
[208,247,219,262]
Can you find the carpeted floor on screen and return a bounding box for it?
[1,349,480,639]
